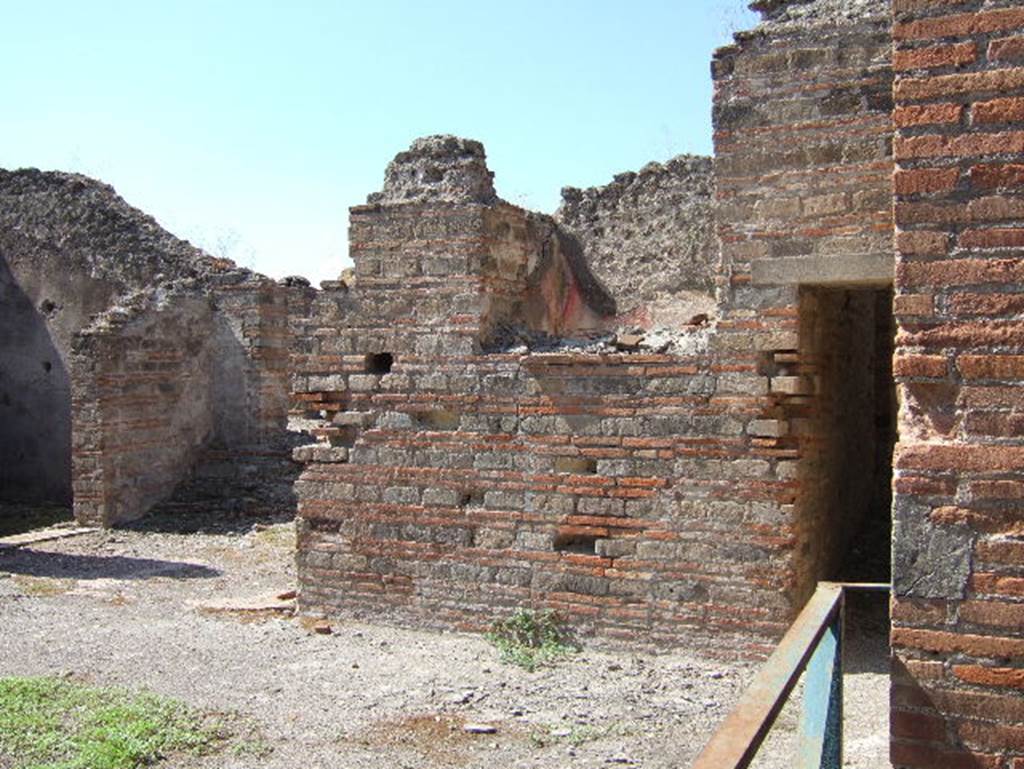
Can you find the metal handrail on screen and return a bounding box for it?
[691,581,890,769]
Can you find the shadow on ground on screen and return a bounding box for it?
[844,590,890,675]
[120,508,294,536]
[0,504,73,537]
[0,549,220,580]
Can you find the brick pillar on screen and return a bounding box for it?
[891,2,1024,766]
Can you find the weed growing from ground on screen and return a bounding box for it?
[486,609,578,671]
[11,576,74,597]
[0,676,223,769]
[529,721,632,749]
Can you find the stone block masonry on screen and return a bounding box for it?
[16,4,1024,760]
[0,170,236,509]
[713,0,893,298]
[294,136,821,656]
[293,0,911,650]
[296,344,803,654]
[10,0,1024,760]
[891,1,1024,767]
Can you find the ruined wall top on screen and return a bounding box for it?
[367,135,498,206]
[556,154,716,327]
[748,0,890,30]
[0,168,253,290]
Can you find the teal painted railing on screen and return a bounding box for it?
[691,582,890,769]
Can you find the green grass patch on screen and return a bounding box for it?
[486,609,579,672]
[0,676,224,769]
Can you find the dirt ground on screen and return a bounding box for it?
[0,511,892,769]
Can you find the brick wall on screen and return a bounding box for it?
[711,2,896,605]
[71,274,297,527]
[71,293,215,526]
[0,169,240,509]
[293,139,811,654]
[296,343,793,651]
[712,1,893,294]
[891,1,1024,766]
[292,6,908,654]
[211,278,292,446]
[0,168,298,525]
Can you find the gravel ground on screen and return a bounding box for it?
[0,512,891,768]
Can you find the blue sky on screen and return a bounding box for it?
[1,1,758,284]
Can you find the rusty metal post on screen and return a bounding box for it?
[690,582,844,769]
[797,594,843,769]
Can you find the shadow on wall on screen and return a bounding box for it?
[0,254,71,506]
[211,311,251,445]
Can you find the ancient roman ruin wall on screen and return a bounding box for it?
[292,0,906,649]
[209,277,293,447]
[0,170,298,525]
[889,2,1024,766]
[714,0,893,294]
[555,156,717,328]
[712,0,895,603]
[10,0,1024,758]
[292,137,807,655]
[0,170,230,507]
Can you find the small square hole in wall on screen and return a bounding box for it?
[365,352,394,374]
[413,409,461,431]
[756,350,781,377]
[553,456,598,475]
[553,532,598,555]
[329,426,358,447]
[460,490,484,507]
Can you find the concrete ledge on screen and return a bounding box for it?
[751,254,893,286]
[0,525,97,550]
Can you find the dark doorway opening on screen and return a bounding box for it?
[797,286,896,587]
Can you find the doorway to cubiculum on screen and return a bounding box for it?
[794,285,896,589]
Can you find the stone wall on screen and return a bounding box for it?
[296,342,799,654]
[713,0,893,294]
[69,274,296,527]
[0,255,70,504]
[555,156,717,328]
[210,277,293,447]
[890,2,1024,766]
[292,2,905,655]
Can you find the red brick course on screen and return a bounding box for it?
[893,41,977,70]
[894,102,963,127]
[895,167,960,195]
[970,162,1024,189]
[895,8,1024,42]
[989,34,1024,62]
